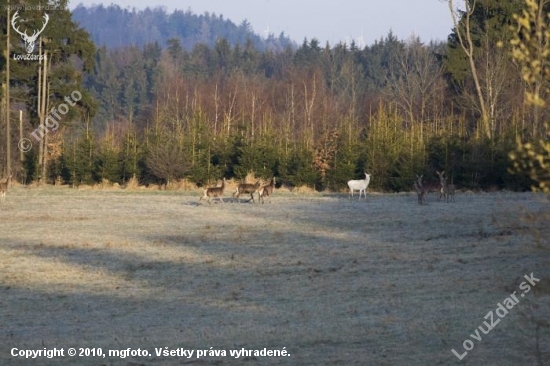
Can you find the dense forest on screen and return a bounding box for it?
[71,4,295,51]
[1,0,549,192]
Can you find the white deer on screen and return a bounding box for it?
[12,11,49,54]
[347,173,371,199]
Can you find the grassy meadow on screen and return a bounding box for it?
[0,185,549,365]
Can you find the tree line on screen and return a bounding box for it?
[71,4,294,52]
[1,0,549,192]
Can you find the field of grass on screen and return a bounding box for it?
[0,186,549,365]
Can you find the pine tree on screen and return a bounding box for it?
[0,0,96,182]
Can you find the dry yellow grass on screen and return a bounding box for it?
[0,187,548,365]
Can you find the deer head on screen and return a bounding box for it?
[11,11,49,54]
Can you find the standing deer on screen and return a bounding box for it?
[436,171,455,202]
[258,177,276,204]
[421,180,442,199]
[233,180,261,203]
[199,178,226,205]
[347,173,371,199]
[0,174,12,202]
[413,174,427,205]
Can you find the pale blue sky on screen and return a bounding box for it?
[69,0,453,46]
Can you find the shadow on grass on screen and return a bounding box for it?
[1,192,549,365]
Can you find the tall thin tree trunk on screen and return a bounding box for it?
[5,2,10,176]
[448,0,491,139]
[19,110,23,163]
[40,51,49,182]
[37,41,43,182]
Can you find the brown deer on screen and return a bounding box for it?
[413,174,427,205]
[199,178,226,205]
[436,171,455,203]
[258,177,276,204]
[419,178,442,200]
[0,174,12,202]
[232,180,261,203]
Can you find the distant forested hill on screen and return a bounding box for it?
[71,4,295,51]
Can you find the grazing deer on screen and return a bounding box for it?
[233,180,261,203]
[199,178,226,205]
[413,174,427,205]
[436,171,455,203]
[347,173,371,199]
[258,177,276,204]
[0,174,12,202]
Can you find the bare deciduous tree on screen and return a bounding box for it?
[448,0,491,138]
[385,35,445,129]
[146,136,190,186]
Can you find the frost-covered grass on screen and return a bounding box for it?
[0,186,549,365]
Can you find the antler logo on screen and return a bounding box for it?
[11,11,49,54]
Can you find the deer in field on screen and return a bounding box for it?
[0,174,12,202]
[413,174,427,205]
[233,180,261,203]
[436,170,455,203]
[416,177,441,201]
[258,177,276,204]
[347,173,371,199]
[424,182,442,195]
[199,178,226,205]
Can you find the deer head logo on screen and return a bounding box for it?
[11,11,49,54]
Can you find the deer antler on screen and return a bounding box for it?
[27,13,49,41]
[11,11,28,38]
[11,11,49,53]
[11,12,49,40]
[34,13,50,39]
